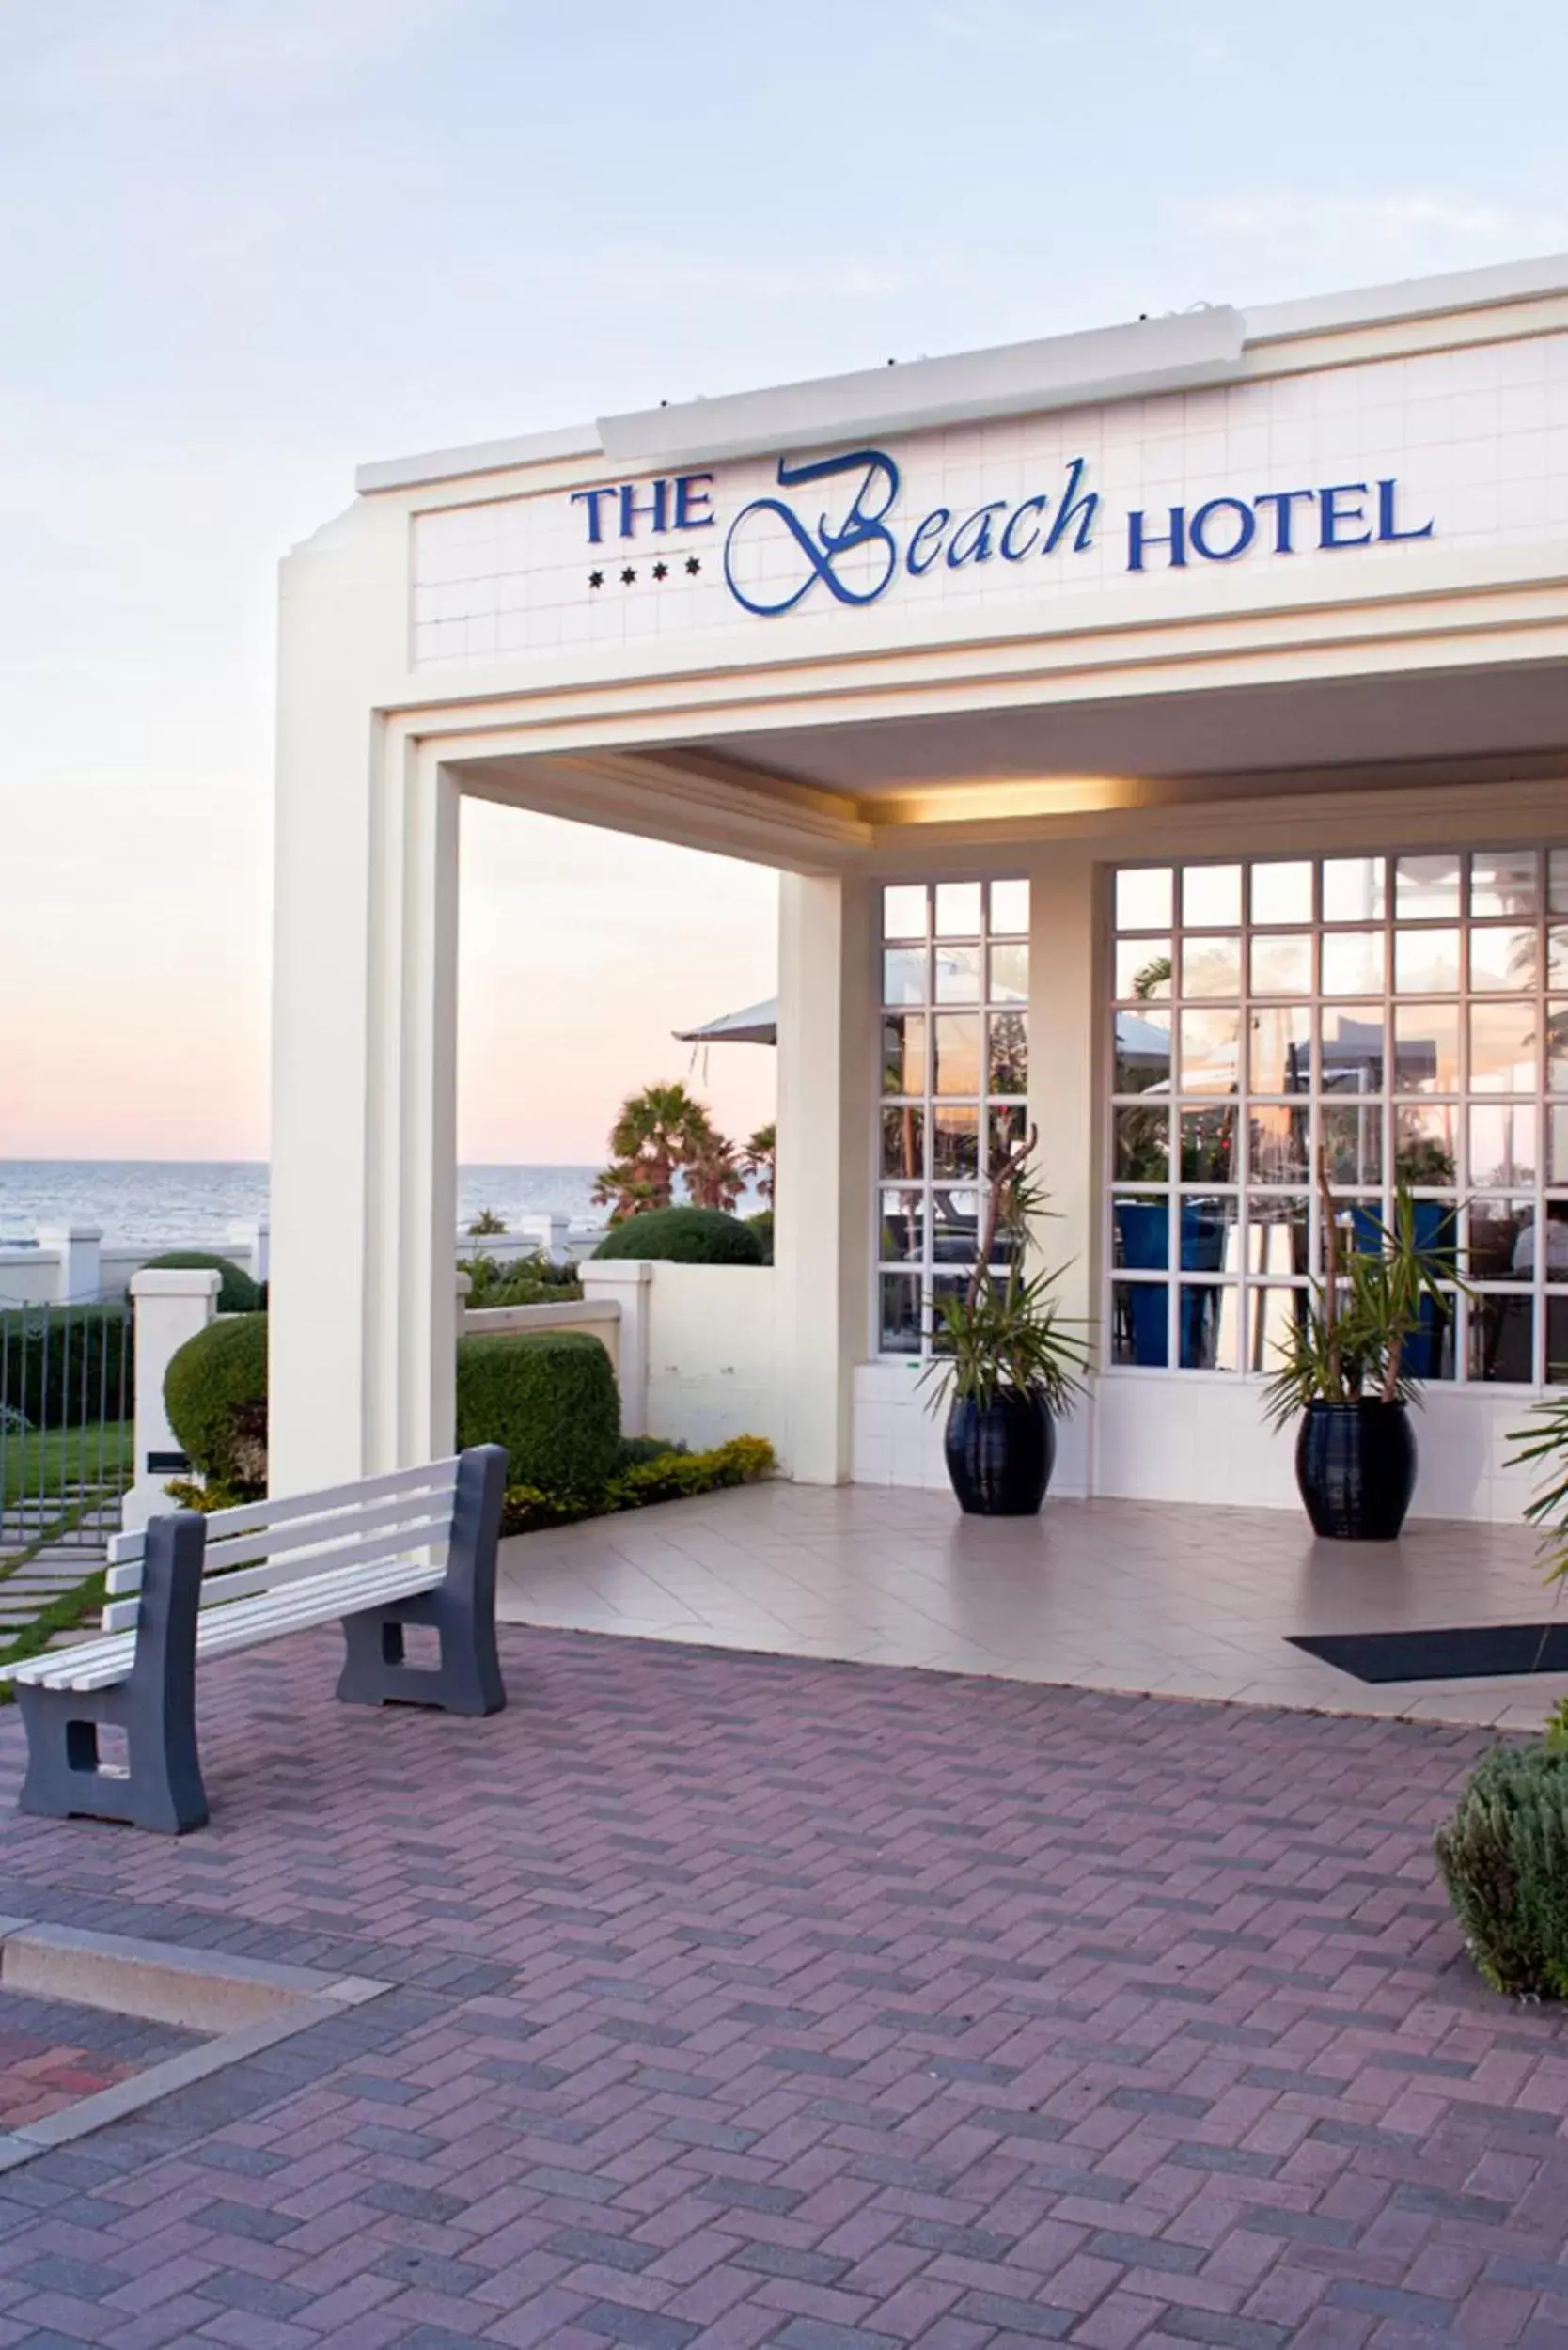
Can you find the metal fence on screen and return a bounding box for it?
[0,1292,133,1562]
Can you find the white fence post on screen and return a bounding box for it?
[227,1218,270,1286]
[579,1260,652,1435]
[37,1223,102,1305]
[122,1268,222,1531]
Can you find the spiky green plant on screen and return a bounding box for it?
[1507,1392,1568,1585]
[919,1135,1090,1417]
[1434,1744,1568,1998]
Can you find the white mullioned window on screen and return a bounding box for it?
[876,878,1029,1356]
[1107,848,1568,1384]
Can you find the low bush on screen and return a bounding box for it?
[164,1313,268,1492]
[460,1250,584,1309]
[594,1207,763,1266]
[456,1330,619,1496]
[1435,1742,1568,1997]
[142,1251,262,1314]
[499,1434,776,1537]
[0,1305,133,1431]
[745,1210,775,1264]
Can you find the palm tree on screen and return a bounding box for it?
[742,1122,776,1204]
[592,1082,731,1222]
[685,1129,745,1212]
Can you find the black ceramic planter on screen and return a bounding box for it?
[945,1387,1056,1516]
[1295,1400,1417,1540]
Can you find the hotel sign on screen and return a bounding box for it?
[570,450,1435,619]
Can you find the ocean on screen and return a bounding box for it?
[0,1162,605,1248]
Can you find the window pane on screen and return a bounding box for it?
[989,1104,1027,1175]
[934,881,982,938]
[882,1105,924,1180]
[1250,934,1312,995]
[989,942,1028,1004]
[1112,1279,1168,1367]
[930,1273,968,1353]
[1117,938,1171,1000]
[1550,928,1568,987]
[933,1014,981,1097]
[932,1105,980,1178]
[1178,1010,1241,1094]
[1396,854,1462,918]
[1394,928,1460,993]
[1243,1197,1309,1277]
[1322,930,1386,995]
[1322,1006,1386,1093]
[1181,1196,1239,1270]
[1552,1105,1568,1184]
[1323,1101,1384,1186]
[1249,1104,1310,1184]
[882,885,927,941]
[1552,850,1568,916]
[878,1189,925,1263]
[988,1012,1028,1098]
[1470,1104,1538,1187]
[1470,1001,1537,1094]
[1470,1293,1533,1383]
[880,1012,926,1095]
[1183,864,1242,928]
[931,1187,980,1263]
[1115,1009,1171,1094]
[934,945,981,1003]
[1250,1005,1312,1094]
[1471,850,1538,916]
[1551,1296,1568,1386]
[879,1272,922,1355]
[1250,861,1313,925]
[1117,867,1172,930]
[1470,927,1538,991]
[1181,1106,1238,1183]
[1113,1194,1169,1270]
[1247,1284,1309,1373]
[1540,1204,1568,1279]
[1323,856,1388,921]
[1548,1003,1568,1093]
[1181,936,1241,999]
[989,879,1028,935]
[1469,1198,1535,1282]
[1394,1001,1459,1093]
[1394,1104,1459,1185]
[1114,1105,1168,1182]
[1181,1284,1236,1369]
[883,947,926,1005]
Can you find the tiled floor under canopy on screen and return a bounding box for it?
[499,1485,1568,1732]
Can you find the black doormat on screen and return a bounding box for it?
[1290,1624,1568,1683]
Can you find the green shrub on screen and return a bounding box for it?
[0,1305,133,1431]
[499,1434,775,1537]
[460,1250,584,1309]
[594,1207,763,1266]
[1435,1743,1568,1997]
[745,1210,775,1264]
[456,1330,619,1496]
[164,1313,268,1491]
[143,1251,261,1314]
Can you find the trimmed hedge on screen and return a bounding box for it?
[745,1210,775,1264]
[1435,1743,1568,1998]
[594,1207,764,1266]
[143,1251,262,1314]
[164,1313,268,1489]
[500,1434,776,1537]
[456,1330,619,1496]
[0,1305,133,1432]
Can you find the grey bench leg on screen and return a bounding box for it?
[337,1445,507,1717]
[17,1511,208,1834]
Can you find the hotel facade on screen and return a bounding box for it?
[272,254,1568,1525]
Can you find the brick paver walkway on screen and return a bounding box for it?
[1,1626,1566,2348]
[0,1993,200,2130]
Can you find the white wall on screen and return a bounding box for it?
[644,1263,779,1455]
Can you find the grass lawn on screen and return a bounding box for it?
[1,1418,133,1508]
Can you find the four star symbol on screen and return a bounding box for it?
[586,552,705,591]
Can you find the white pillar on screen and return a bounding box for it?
[228,1218,270,1286]
[37,1224,102,1305]
[515,1213,570,1263]
[1027,842,1099,1496]
[580,1260,651,1436]
[271,505,458,1496]
[774,871,873,1483]
[123,1268,221,1531]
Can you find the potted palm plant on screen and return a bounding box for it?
[920,1134,1090,1515]
[1262,1156,1461,1539]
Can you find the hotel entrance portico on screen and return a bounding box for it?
[272,253,1568,1528]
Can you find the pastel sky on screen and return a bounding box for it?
[2,0,1563,1164]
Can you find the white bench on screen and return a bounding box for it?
[6,1445,507,1834]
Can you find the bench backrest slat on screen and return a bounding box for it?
[98,1514,451,1633]
[105,1482,462,1596]
[106,1456,462,1567]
